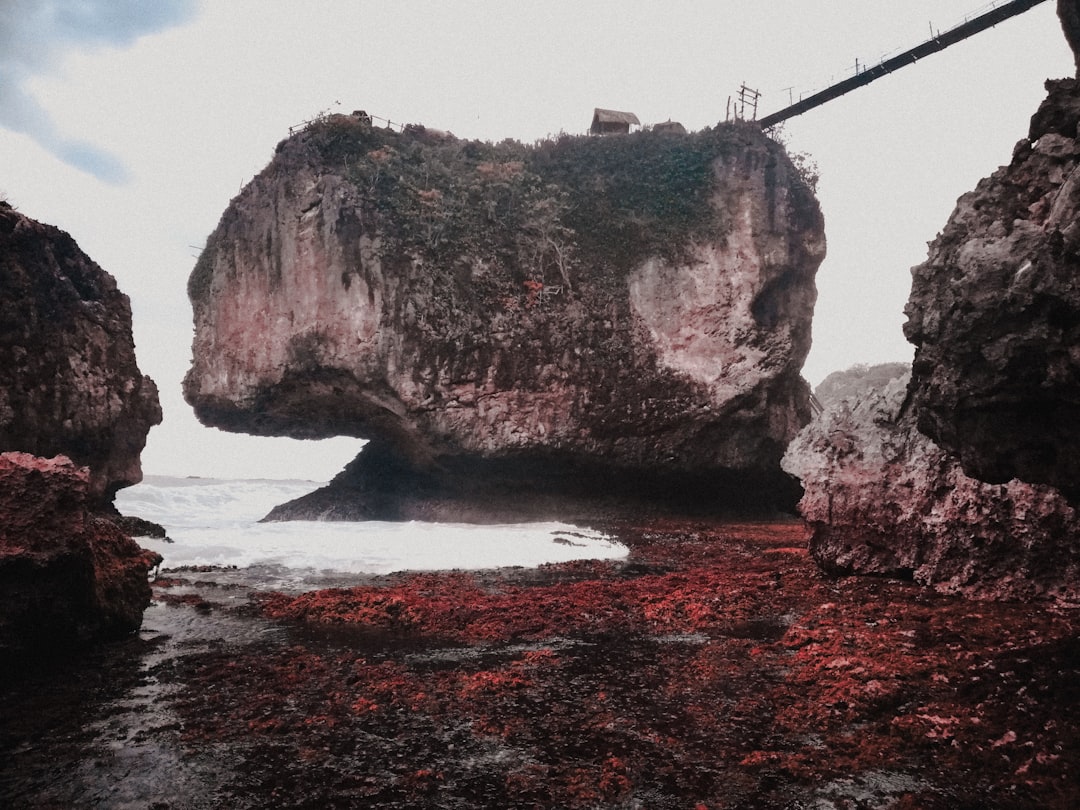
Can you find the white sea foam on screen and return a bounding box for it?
[116,476,627,577]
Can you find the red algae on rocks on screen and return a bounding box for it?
[0,452,161,658]
[143,520,1080,809]
[257,563,784,643]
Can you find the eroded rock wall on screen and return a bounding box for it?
[783,5,1080,601]
[185,121,825,517]
[782,368,1080,602]
[904,23,1080,500]
[0,453,161,659]
[0,202,161,503]
[1,203,162,655]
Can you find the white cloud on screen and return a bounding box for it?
[0,0,196,184]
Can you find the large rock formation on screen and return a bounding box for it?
[185,119,825,519]
[0,202,161,504]
[784,5,1080,601]
[904,1,1080,501]
[782,366,1080,602]
[0,202,162,656]
[0,452,161,660]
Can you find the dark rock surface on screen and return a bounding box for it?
[262,438,804,523]
[0,452,161,660]
[784,7,1080,602]
[782,365,1080,602]
[904,15,1080,500]
[185,120,824,518]
[1060,0,1080,74]
[0,202,161,504]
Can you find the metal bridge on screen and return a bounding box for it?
[756,0,1052,129]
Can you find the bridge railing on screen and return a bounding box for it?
[289,109,408,136]
[757,0,1049,128]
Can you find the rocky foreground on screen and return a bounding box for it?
[782,367,1080,603]
[3,520,1077,809]
[0,453,160,659]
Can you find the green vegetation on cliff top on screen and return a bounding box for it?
[312,116,802,273]
[190,114,814,303]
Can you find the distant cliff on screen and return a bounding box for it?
[185,119,824,519]
[0,202,161,504]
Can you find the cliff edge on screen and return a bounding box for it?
[184,120,825,519]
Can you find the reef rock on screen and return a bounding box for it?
[0,452,161,659]
[782,366,1080,602]
[904,11,1080,500]
[185,118,824,519]
[0,202,161,504]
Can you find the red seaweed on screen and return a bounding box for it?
[158,519,1080,808]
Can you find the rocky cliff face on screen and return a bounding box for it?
[0,453,161,659]
[0,203,162,656]
[185,120,824,518]
[904,6,1080,500]
[0,202,161,504]
[783,3,1080,601]
[782,366,1080,602]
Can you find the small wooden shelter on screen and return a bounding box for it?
[589,108,641,136]
[652,120,687,135]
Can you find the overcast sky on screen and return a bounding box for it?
[0,1,1072,480]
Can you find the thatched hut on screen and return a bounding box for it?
[589,108,641,136]
[653,120,687,135]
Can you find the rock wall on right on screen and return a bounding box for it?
[782,367,1080,602]
[904,10,1080,501]
[784,2,1080,601]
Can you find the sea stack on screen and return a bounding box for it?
[184,119,825,520]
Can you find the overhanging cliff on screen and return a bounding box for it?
[184,119,825,519]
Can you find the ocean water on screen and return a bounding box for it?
[115,475,627,588]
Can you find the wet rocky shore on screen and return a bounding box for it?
[2,518,1078,809]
